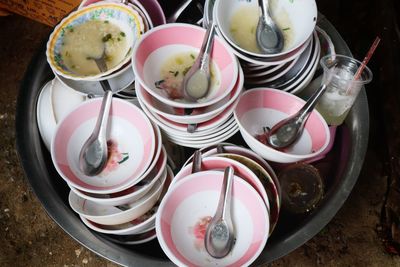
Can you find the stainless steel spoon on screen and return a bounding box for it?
[205,166,235,258]
[266,83,327,149]
[79,52,113,176]
[181,22,216,102]
[266,63,337,149]
[256,0,284,54]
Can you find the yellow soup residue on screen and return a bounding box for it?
[60,20,128,76]
[229,5,293,53]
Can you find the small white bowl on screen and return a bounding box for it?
[156,170,269,267]
[51,77,87,123]
[132,23,238,109]
[214,0,317,58]
[234,88,330,163]
[36,80,57,151]
[68,164,167,225]
[51,98,156,194]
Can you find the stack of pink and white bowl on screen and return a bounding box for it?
[212,0,320,94]
[50,97,171,244]
[132,23,243,148]
[155,144,280,266]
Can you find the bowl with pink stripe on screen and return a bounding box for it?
[51,97,156,194]
[132,23,238,109]
[156,170,269,267]
[234,88,330,163]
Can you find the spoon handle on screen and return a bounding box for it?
[214,166,234,221]
[296,83,327,122]
[259,0,272,24]
[93,88,113,141]
[198,22,216,71]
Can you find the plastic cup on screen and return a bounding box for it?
[316,54,373,126]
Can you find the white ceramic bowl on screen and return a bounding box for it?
[69,164,167,225]
[51,98,156,194]
[132,23,238,109]
[234,88,330,163]
[156,170,269,267]
[214,0,317,58]
[47,2,143,81]
[36,80,57,151]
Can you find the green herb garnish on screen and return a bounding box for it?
[190,54,195,59]
[69,28,74,33]
[120,31,126,37]
[102,33,112,42]
[282,27,290,31]
[104,20,109,24]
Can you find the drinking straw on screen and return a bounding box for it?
[346,36,381,94]
[354,36,381,80]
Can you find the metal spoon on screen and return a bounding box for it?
[191,150,202,173]
[205,166,235,258]
[266,63,337,149]
[256,0,284,54]
[266,83,327,149]
[79,51,113,176]
[181,22,216,102]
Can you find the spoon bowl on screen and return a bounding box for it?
[204,166,235,258]
[182,22,216,101]
[256,0,284,54]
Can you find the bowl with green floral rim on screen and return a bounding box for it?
[46,2,143,81]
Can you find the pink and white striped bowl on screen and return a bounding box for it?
[156,170,269,267]
[234,88,330,163]
[132,23,238,109]
[51,98,156,194]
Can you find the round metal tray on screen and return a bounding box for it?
[15,14,368,267]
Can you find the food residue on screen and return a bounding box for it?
[190,216,212,250]
[60,20,128,75]
[154,52,218,101]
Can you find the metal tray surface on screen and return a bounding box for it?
[15,13,369,267]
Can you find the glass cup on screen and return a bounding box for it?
[316,54,373,126]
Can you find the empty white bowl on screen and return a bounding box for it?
[234,88,330,163]
[156,170,269,267]
[51,98,156,194]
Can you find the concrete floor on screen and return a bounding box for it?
[1,0,400,266]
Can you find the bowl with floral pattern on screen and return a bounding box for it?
[46,2,143,81]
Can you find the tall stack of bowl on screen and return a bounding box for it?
[208,0,320,94]
[132,23,243,148]
[44,2,172,244]
[155,144,279,266]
